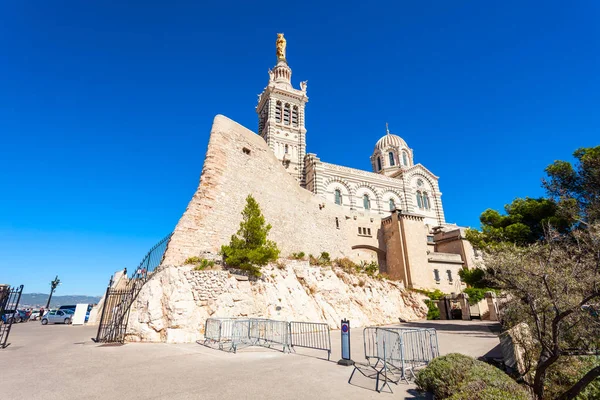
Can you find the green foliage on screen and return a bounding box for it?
[309,252,331,266]
[360,260,379,277]
[467,197,570,248]
[412,288,446,300]
[415,353,530,400]
[424,299,440,320]
[194,259,215,271]
[184,256,203,265]
[543,146,600,224]
[544,356,600,400]
[184,257,216,271]
[220,195,280,277]
[290,252,305,260]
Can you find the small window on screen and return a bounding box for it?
[292,106,299,127]
[389,198,395,211]
[283,103,291,125]
[335,217,340,229]
[388,152,395,166]
[402,152,408,166]
[284,144,289,154]
[377,157,382,171]
[275,101,282,123]
[423,193,430,210]
[363,194,371,210]
[367,228,371,235]
[447,270,453,282]
[434,269,440,282]
[358,227,362,234]
[416,192,423,209]
[427,235,435,243]
[334,189,342,205]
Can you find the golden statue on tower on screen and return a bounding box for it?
[276,33,286,61]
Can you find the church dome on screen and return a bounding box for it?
[374,132,408,151]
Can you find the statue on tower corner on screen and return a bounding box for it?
[276,33,286,61]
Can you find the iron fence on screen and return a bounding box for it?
[95,233,172,343]
[289,321,332,360]
[0,284,24,349]
[350,326,439,393]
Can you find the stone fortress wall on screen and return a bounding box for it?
[162,115,355,266]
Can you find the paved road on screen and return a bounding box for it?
[1,320,501,400]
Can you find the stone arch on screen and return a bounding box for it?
[406,171,442,223]
[351,244,386,271]
[381,188,403,212]
[353,183,380,212]
[324,177,352,207]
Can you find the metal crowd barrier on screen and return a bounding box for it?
[350,327,439,393]
[203,318,331,358]
[289,321,331,360]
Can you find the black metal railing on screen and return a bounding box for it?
[0,284,24,349]
[95,233,172,343]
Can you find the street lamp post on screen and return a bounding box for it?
[45,275,61,309]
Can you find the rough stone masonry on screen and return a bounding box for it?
[127,115,427,343]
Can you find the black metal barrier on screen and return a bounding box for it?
[0,284,24,349]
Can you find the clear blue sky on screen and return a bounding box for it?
[1,1,598,296]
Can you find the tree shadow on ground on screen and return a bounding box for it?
[394,321,501,335]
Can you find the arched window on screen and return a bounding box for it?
[416,191,423,209]
[423,192,430,210]
[389,198,395,211]
[275,101,282,123]
[402,152,408,166]
[283,103,291,125]
[363,194,371,210]
[284,144,289,154]
[388,152,395,166]
[334,189,342,205]
[292,106,298,127]
[377,157,382,171]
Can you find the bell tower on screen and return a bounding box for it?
[256,33,309,186]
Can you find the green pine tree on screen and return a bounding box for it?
[220,195,280,277]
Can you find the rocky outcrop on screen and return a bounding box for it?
[126,260,428,343]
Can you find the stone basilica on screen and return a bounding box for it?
[252,34,477,292]
[257,35,444,227]
[163,34,479,294]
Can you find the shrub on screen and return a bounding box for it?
[415,353,530,400]
[424,300,440,320]
[544,356,600,400]
[184,256,215,271]
[412,288,446,300]
[193,259,215,271]
[362,261,379,276]
[334,257,360,273]
[220,195,280,277]
[290,252,306,260]
[309,252,331,266]
[184,256,203,265]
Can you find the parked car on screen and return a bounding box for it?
[16,310,29,322]
[58,305,77,312]
[41,309,72,325]
[29,310,41,321]
[1,310,20,323]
